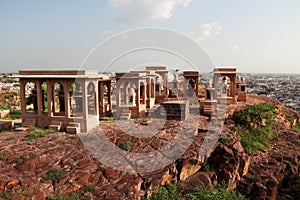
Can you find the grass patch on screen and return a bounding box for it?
[14,122,22,129]
[2,109,21,120]
[239,126,274,154]
[234,103,277,154]
[121,141,133,151]
[219,136,230,144]
[202,164,210,172]
[8,109,21,119]
[293,124,300,133]
[41,168,67,183]
[23,128,56,141]
[99,116,114,121]
[145,183,181,200]
[47,193,81,200]
[269,151,282,158]
[0,150,7,159]
[187,184,246,200]
[28,126,38,131]
[144,183,246,200]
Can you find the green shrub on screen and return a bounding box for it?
[202,164,210,172]
[83,184,95,192]
[146,183,181,200]
[41,168,67,183]
[0,150,7,159]
[28,126,38,131]
[239,126,274,154]
[8,109,21,119]
[219,136,230,143]
[293,123,300,133]
[23,129,56,141]
[235,103,277,129]
[234,103,277,154]
[14,123,22,129]
[47,193,80,200]
[121,141,133,151]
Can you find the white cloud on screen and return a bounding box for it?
[189,23,222,43]
[109,0,192,24]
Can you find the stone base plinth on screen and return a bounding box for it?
[161,101,189,120]
[217,96,233,105]
[200,100,218,116]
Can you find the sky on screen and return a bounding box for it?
[0,0,300,73]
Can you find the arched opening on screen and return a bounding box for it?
[53,82,65,116]
[128,83,136,106]
[187,79,196,97]
[155,74,163,96]
[217,76,231,97]
[103,83,109,105]
[41,81,47,112]
[87,82,96,114]
[25,82,37,113]
[118,82,125,105]
[69,82,83,116]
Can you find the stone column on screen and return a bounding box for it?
[163,73,168,97]
[35,79,43,116]
[64,80,70,118]
[20,79,26,116]
[107,81,112,112]
[136,80,140,107]
[94,80,99,115]
[146,79,151,108]
[47,80,53,117]
[99,81,104,114]
[142,81,146,104]
[195,77,199,98]
[230,76,236,100]
[116,81,120,107]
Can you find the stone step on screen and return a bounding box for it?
[68,122,80,127]
[66,126,80,134]
[120,112,131,120]
[49,120,63,131]
[15,127,28,132]
[49,124,61,131]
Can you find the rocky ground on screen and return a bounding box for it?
[0,95,299,200]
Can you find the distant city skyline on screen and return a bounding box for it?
[1,0,300,73]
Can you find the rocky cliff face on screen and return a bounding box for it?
[0,115,250,199]
[0,95,299,199]
[236,97,300,200]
